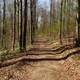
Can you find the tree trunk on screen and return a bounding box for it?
[13,0,16,50]
[23,0,28,50]
[30,0,37,44]
[19,0,23,51]
[17,0,20,43]
[77,0,80,46]
[60,0,63,44]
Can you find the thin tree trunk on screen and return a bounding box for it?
[13,0,16,50]
[3,0,6,49]
[60,0,63,44]
[23,0,27,50]
[17,0,20,43]
[77,0,80,46]
[19,0,23,51]
[30,0,37,44]
[0,4,1,33]
[50,0,52,37]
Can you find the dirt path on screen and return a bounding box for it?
[0,59,80,80]
[0,38,80,80]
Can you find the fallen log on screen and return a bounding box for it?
[0,49,80,68]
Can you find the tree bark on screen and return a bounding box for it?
[13,0,17,50]
[23,0,28,50]
[3,0,6,49]
[30,0,37,44]
[77,0,80,46]
[60,0,63,44]
[19,0,23,51]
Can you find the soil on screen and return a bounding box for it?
[0,38,80,80]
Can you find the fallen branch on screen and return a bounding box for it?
[0,49,80,68]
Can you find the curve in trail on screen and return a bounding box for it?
[29,37,75,55]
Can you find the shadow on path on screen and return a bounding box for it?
[28,44,75,55]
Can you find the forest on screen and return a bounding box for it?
[0,0,80,80]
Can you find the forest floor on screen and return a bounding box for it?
[0,37,80,80]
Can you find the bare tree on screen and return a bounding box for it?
[59,0,63,44]
[76,0,80,46]
[13,0,17,50]
[30,0,37,44]
[19,0,23,51]
[2,0,6,48]
[23,0,28,50]
[16,0,20,42]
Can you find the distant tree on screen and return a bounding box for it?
[7,3,14,49]
[60,0,63,44]
[0,4,2,41]
[3,0,6,48]
[50,0,56,25]
[50,0,56,37]
[16,0,20,42]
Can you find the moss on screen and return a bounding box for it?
[0,50,20,61]
[72,54,80,60]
